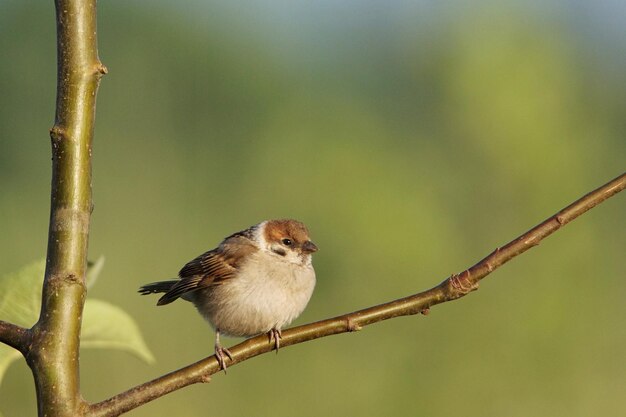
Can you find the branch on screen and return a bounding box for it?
[26,1,106,416]
[0,320,30,354]
[89,171,626,417]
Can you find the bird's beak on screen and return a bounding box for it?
[302,240,318,254]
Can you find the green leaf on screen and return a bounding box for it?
[0,259,154,387]
[82,299,155,363]
[0,344,21,386]
[0,259,45,328]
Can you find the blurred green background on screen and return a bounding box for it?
[1,0,625,416]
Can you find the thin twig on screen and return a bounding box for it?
[89,172,626,417]
[0,320,30,354]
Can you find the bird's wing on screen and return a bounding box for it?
[157,235,257,305]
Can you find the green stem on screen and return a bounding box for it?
[27,1,105,416]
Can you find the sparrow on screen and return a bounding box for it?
[138,219,317,370]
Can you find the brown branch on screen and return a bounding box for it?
[89,171,626,417]
[0,320,30,354]
[26,1,105,416]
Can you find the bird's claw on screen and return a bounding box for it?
[268,328,282,352]
[215,346,233,372]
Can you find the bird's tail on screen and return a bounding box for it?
[138,280,178,297]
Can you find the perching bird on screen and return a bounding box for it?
[139,219,317,370]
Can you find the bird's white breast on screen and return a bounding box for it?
[190,251,316,337]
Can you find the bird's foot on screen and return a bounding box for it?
[215,344,233,372]
[268,328,282,352]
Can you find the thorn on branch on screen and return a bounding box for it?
[96,63,108,75]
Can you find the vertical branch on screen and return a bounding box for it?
[27,1,106,416]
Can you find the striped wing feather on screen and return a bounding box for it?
[157,235,257,305]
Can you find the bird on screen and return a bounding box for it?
[138,219,318,371]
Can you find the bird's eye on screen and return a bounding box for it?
[281,238,292,246]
